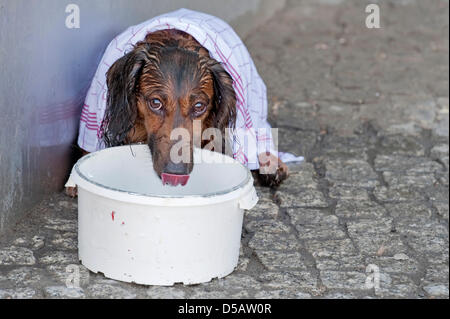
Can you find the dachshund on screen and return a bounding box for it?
[66,29,288,196]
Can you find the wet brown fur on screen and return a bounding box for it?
[102,29,236,177]
[67,29,288,196]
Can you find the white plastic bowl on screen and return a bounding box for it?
[70,145,258,285]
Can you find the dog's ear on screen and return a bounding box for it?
[102,45,150,146]
[208,60,237,136]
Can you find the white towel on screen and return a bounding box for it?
[77,8,303,169]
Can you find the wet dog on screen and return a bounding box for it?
[66,29,287,196]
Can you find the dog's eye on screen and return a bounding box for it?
[193,102,206,116]
[149,98,163,111]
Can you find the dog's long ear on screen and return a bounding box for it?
[208,61,237,135]
[102,45,150,146]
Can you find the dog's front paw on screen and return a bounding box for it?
[65,186,78,198]
[64,174,78,198]
[255,153,289,188]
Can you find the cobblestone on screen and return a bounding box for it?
[275,188,329,208]
[0,247,36,266]
[325,159,379,188]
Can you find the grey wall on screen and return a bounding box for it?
[0,0,285,234]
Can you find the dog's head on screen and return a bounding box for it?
[102,38,236,184]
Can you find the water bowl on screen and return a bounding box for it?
[70,144,258,285]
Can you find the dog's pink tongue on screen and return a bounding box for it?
[161,173,190,186]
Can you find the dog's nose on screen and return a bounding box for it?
[164,161,189,175]
[161,162,190,186]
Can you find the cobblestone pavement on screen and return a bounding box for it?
[0,0,448,298]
